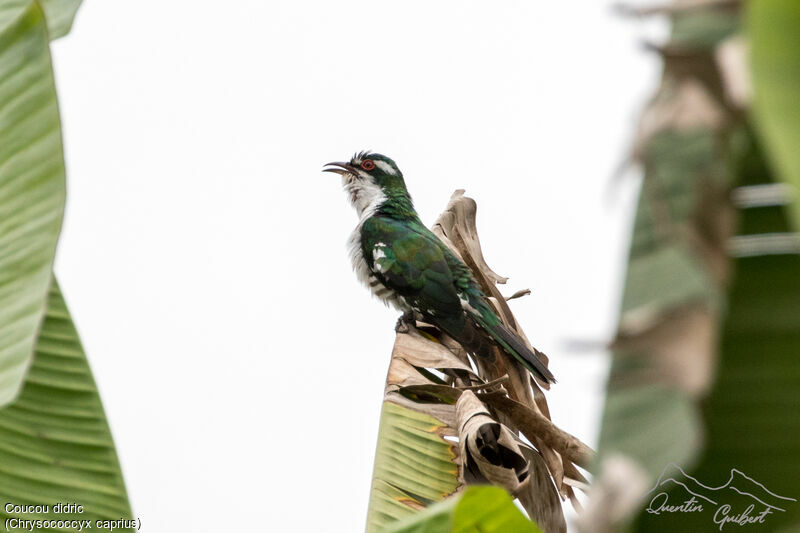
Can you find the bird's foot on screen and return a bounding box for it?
[395,311,415,333]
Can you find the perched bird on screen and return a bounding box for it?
[324,152,555,384]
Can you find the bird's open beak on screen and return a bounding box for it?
[323,161,358,176]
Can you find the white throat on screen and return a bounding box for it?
[342,173,386,220]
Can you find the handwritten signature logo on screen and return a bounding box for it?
[645,463,796,530]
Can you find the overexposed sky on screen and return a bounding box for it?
[50,1,663,531]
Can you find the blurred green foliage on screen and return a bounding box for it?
[385,486,540,533]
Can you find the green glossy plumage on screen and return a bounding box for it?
[333,152,555,384]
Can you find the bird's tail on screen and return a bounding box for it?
[437,311,556,385]
[479,317,556,385]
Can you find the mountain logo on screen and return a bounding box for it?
[645,463,796,530]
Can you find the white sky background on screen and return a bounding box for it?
[49,1,665,531]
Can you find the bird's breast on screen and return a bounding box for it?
[348,225,409,311]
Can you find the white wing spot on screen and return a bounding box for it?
[460,294,480,315]
[372,243,389,273]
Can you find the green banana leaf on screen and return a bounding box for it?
[0,0,66,407]
[366,401,461,533]
[0,279,133,529]
[385,485,541,533]
[750,0,800,230]
[1,0,82,40]
[0,0,133,527]
[38,0,82,39]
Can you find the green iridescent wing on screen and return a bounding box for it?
[361,216,556,384]
[361,216,464,317]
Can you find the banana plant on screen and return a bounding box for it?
[365,191,593,533]
[584,2,800,531]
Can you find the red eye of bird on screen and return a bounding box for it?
[361,159,376,171]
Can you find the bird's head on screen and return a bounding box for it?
[323,151,409,217]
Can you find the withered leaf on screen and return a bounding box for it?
[517,446,568,533]
[457,391,530,495]
[480,392,595,470]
